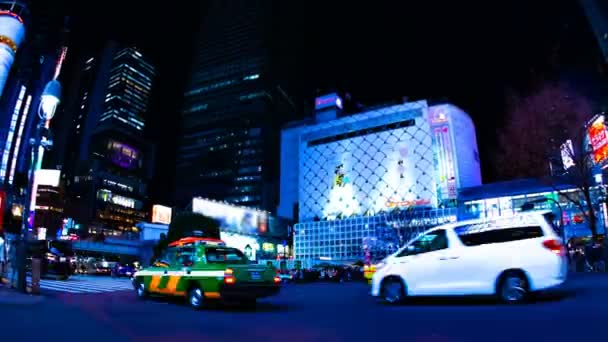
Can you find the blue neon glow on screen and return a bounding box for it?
[8,94,31,184]
[0,85,26,182]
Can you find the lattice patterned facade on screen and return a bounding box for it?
[293,208,458,265]
[298,101,438,222]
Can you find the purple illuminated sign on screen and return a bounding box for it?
[107,140,140,170]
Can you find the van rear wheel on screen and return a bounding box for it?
[498,272,529,304]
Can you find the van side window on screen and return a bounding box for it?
[397,229,448,257]
[455,226,544,247]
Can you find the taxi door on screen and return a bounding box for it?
[148,248,177,295]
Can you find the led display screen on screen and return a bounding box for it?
[192,198,269,235]
[152,205,172,224]
[107,140,141,169]
[588,116,608,164]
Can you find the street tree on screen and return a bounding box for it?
[497,82,593,180]
[497,81,604,239]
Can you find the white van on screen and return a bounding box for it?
[371,211,568,304]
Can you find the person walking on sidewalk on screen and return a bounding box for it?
[0,233,5,282]
[7,240,17,288]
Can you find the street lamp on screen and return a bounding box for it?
[16,79,61,292]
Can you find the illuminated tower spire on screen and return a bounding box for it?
[0,1,26,98]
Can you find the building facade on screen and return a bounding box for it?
[580,0,608,63]
[286,95,481,264]
[64,45,155,237]
[174,0,296,212]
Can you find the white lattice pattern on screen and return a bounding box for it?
[299,102,438,221]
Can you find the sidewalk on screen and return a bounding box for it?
[0,277,43,305]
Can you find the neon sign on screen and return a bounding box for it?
[588,116,608,163]
[385,199,431,208]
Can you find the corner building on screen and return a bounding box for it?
[283,96,482,265]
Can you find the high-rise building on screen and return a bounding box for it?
[97,47,154,132]
[175,0,296,212]
[62,44,156,236]
[580,0,608,63]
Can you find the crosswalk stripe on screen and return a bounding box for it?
[41,280,131,292]
[26,276,134,294]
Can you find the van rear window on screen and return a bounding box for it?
[455,226,544,247]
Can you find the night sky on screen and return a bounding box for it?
[61,0,604,204]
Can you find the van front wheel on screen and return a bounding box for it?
[381,278,406,304]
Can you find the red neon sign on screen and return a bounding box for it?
[0,11,23,24]
[588,117,608,163]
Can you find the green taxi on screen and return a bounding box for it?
[132,237,281,309]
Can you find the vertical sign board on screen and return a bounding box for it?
[588,116,608,164]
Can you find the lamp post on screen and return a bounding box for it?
[16,79,61,292]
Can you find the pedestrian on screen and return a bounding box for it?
[8,240,17,288]
[0,233,5,283]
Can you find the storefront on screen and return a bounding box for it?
[458,178,606,240]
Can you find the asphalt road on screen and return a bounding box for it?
[1,275,608,342]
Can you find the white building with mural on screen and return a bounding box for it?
[279,94,481,264]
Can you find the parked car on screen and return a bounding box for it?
[371,211,567,304]
[112,263,136,278]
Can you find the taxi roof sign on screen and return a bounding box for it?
[168,237,226,247]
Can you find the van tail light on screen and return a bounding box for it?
[543,239,566,256]
[224,268,236,284]
[273,269,281,284]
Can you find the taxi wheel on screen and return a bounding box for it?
[188,287,205,310]
[135,281,148,299]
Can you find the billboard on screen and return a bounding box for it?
[35,169,61,187]
[299,108,437,221]
[192,198,269,235]
[560,140,575,170]
[588,116,608,164]
[152,205,172,224]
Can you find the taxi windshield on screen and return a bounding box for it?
[205,247,248,264]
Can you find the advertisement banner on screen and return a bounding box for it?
[152,205,172,224]
[560,139,575,170]
[588,116,608,164]
[192,198,268,235]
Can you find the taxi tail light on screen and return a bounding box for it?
[224,268,236,284]
[273,276,281,283]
